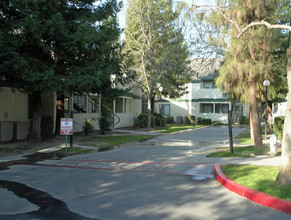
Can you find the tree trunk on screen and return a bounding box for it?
[151,96,155,113]
[249,77,263,148]
[147,93,152,128]
[276,38,291,186]
[249,110,254,141]
[28,92,42,143]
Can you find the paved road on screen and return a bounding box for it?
[0,126,289,220]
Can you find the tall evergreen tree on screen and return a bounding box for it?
[215,0,285,148]
[124,0,191,128]
[0,0,122,142]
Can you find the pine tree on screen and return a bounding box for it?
[124,0,191,128]
[0,0,122,142]
[215,0,285,148]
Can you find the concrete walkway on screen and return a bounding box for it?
[0,126,289,220]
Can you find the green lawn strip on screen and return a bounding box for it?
[158,124,203,133]
[221,165,291,201]
[207,151,253,158]
[235,131,254,145]
[57,147,93,155]
[233,145,269,154]
[82,135,153,148]
[207,145,269,157]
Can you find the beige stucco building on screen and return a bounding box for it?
[156,59,248,124]
[0,83,142,142]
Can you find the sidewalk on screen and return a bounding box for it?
[0,129,161,163]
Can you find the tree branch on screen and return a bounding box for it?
[237,20,291,38]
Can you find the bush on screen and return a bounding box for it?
[134,113,149,128]
[197,117,212,125]
[99,104,113,134]
[185,115,196,124]
[240,116,249,125]
[41,115,54,139]
[82,118,96,135]
[213,121,222,126]
[166,116,174,124]
[153,113,165,127]
[274,116,285,140]
[134,113,165,128]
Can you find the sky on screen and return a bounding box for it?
[117,0,210,29]
[117,0,219,57]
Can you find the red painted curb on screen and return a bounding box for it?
[213,165,291,214]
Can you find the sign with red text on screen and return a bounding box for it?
[60,118,73,135]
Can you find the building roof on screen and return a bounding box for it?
[190,58,224,82]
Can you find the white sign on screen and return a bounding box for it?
[60,118,73,135]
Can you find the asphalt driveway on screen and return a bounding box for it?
[0,126,289,220]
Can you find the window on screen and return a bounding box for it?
[125,98,132,113]
[90,98,99,113]
[202,81,212,89]
[64,97,69,113]
[73,95,87,113]
[115,98,123,113]
[200,104,213,113]
[213,103,230,113]
[215,104,221,113]
[202,81,216,89]
[222,93,228,98]
[161,104,170,115]
[222,104,229,113]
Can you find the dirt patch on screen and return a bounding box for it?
[0,131,131,158]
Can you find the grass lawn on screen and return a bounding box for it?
[57,147,93,155]
[222,165,291,201]
[207,145,269,157]
[234,125,272,145]
[235,131,254,145]
[207,151,253,158]
[158,124,203,133]
[81,135,153,148]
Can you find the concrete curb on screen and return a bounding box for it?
[213,165,291,214]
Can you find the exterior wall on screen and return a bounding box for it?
[0,87,28,121]
[156,82,231,124]
[157,100,191,123]
[272,102,287,123]
[73,113,100,132]
[72,91,143,132]
[193,102,230,124]
[114,113,134,128]
[133,98,142,118]
[0,87,29,141]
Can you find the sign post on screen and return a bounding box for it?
[60,118,74,153]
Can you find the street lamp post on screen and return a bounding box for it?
[159,86,163,127]
[263,79,270,142]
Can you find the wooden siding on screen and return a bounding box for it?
[0,87,28,121]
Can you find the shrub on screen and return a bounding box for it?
[166,116,174,124]
[274,116,285,140]
[134,113,165,127]
[185,115,196,124]
[213,121,222,126]
[153,113,165,127]
[134,113,149,128]
[82,118,96,135]
[41,115,54,139]
[197,117,212,125]
[240,116,249,125]
[99,104,113,134]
